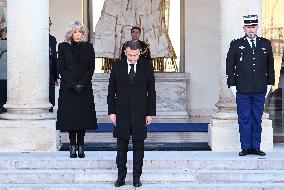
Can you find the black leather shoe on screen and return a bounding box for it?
[78,145,85,158]
[251,149,266,156]
[239,149,250,156]
[133,178,142,187]
[114,179,125,187]
[70,145,77,158]
[0,107,6,114]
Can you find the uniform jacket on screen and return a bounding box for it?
[107,58,156,140]
[121,40,151,61]
[56,42,97,131]
[226,36,275,93]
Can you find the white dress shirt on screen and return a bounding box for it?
[127,59,137,74]
[246,37,256,48]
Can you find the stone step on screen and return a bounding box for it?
[0,183,284,190]
[1,158,284,170]
[1,169,284,184]
[60,132,208,143]
[1,151,284,188]
[1,151,284,170]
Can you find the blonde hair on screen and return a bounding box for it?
[64,21,88,44]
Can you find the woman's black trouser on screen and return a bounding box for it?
[68,130,86,146]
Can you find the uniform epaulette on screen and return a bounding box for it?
[233,37,244,42]
[141,40,150,46]
[257,36,269,41]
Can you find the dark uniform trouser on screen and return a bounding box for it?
[236,92,265,150]
[116,139,144,180]
[68,130,85,146]
[49,80,55,112]
[0,80,7,110]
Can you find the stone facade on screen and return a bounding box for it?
[0,0,274,151]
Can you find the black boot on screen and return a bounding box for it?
[69,145,77,158]
[78,145,85,158]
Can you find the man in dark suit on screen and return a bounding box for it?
[108,41,156,187]
[121,26,151,62]
[226,15,275,156]
[49,18,59,112]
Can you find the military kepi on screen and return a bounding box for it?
[243,15,258,26]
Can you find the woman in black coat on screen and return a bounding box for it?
[56,21,97,158]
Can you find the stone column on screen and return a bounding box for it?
[0,0,58,151]
[208,0,273,151]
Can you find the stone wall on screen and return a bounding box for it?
[92,73,190,121]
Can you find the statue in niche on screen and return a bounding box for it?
[93,0,177,72]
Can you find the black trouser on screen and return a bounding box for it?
[49,80,55,112]
[68,130,85,146]
[0,80,7,111]
[116,139,144,180]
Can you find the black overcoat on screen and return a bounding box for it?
[56,42,97,131]
[107,59,156,140]
[226,36,275,93]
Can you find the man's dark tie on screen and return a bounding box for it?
[129,64,135,84]
[250,39,256,50]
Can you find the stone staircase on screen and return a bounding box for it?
[59,118,210,147]
[1,151,284,189]
[59,131,208,144]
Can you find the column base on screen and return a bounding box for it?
[208,112,273,151]
[0,119,59,152]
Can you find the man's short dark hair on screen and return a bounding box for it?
[131,26,141,33]
[124,41,141,50]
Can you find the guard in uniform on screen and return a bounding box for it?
[121,26,151,62]
[49,18,59,112]
[0,22,7,114]
[226,15,275,156]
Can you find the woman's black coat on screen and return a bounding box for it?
[56,42,97,131]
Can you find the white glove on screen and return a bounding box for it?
[230,86,237,97]
[266,85,272,98]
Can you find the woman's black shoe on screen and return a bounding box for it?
[70,145,77,158]
[78,145,85,158]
